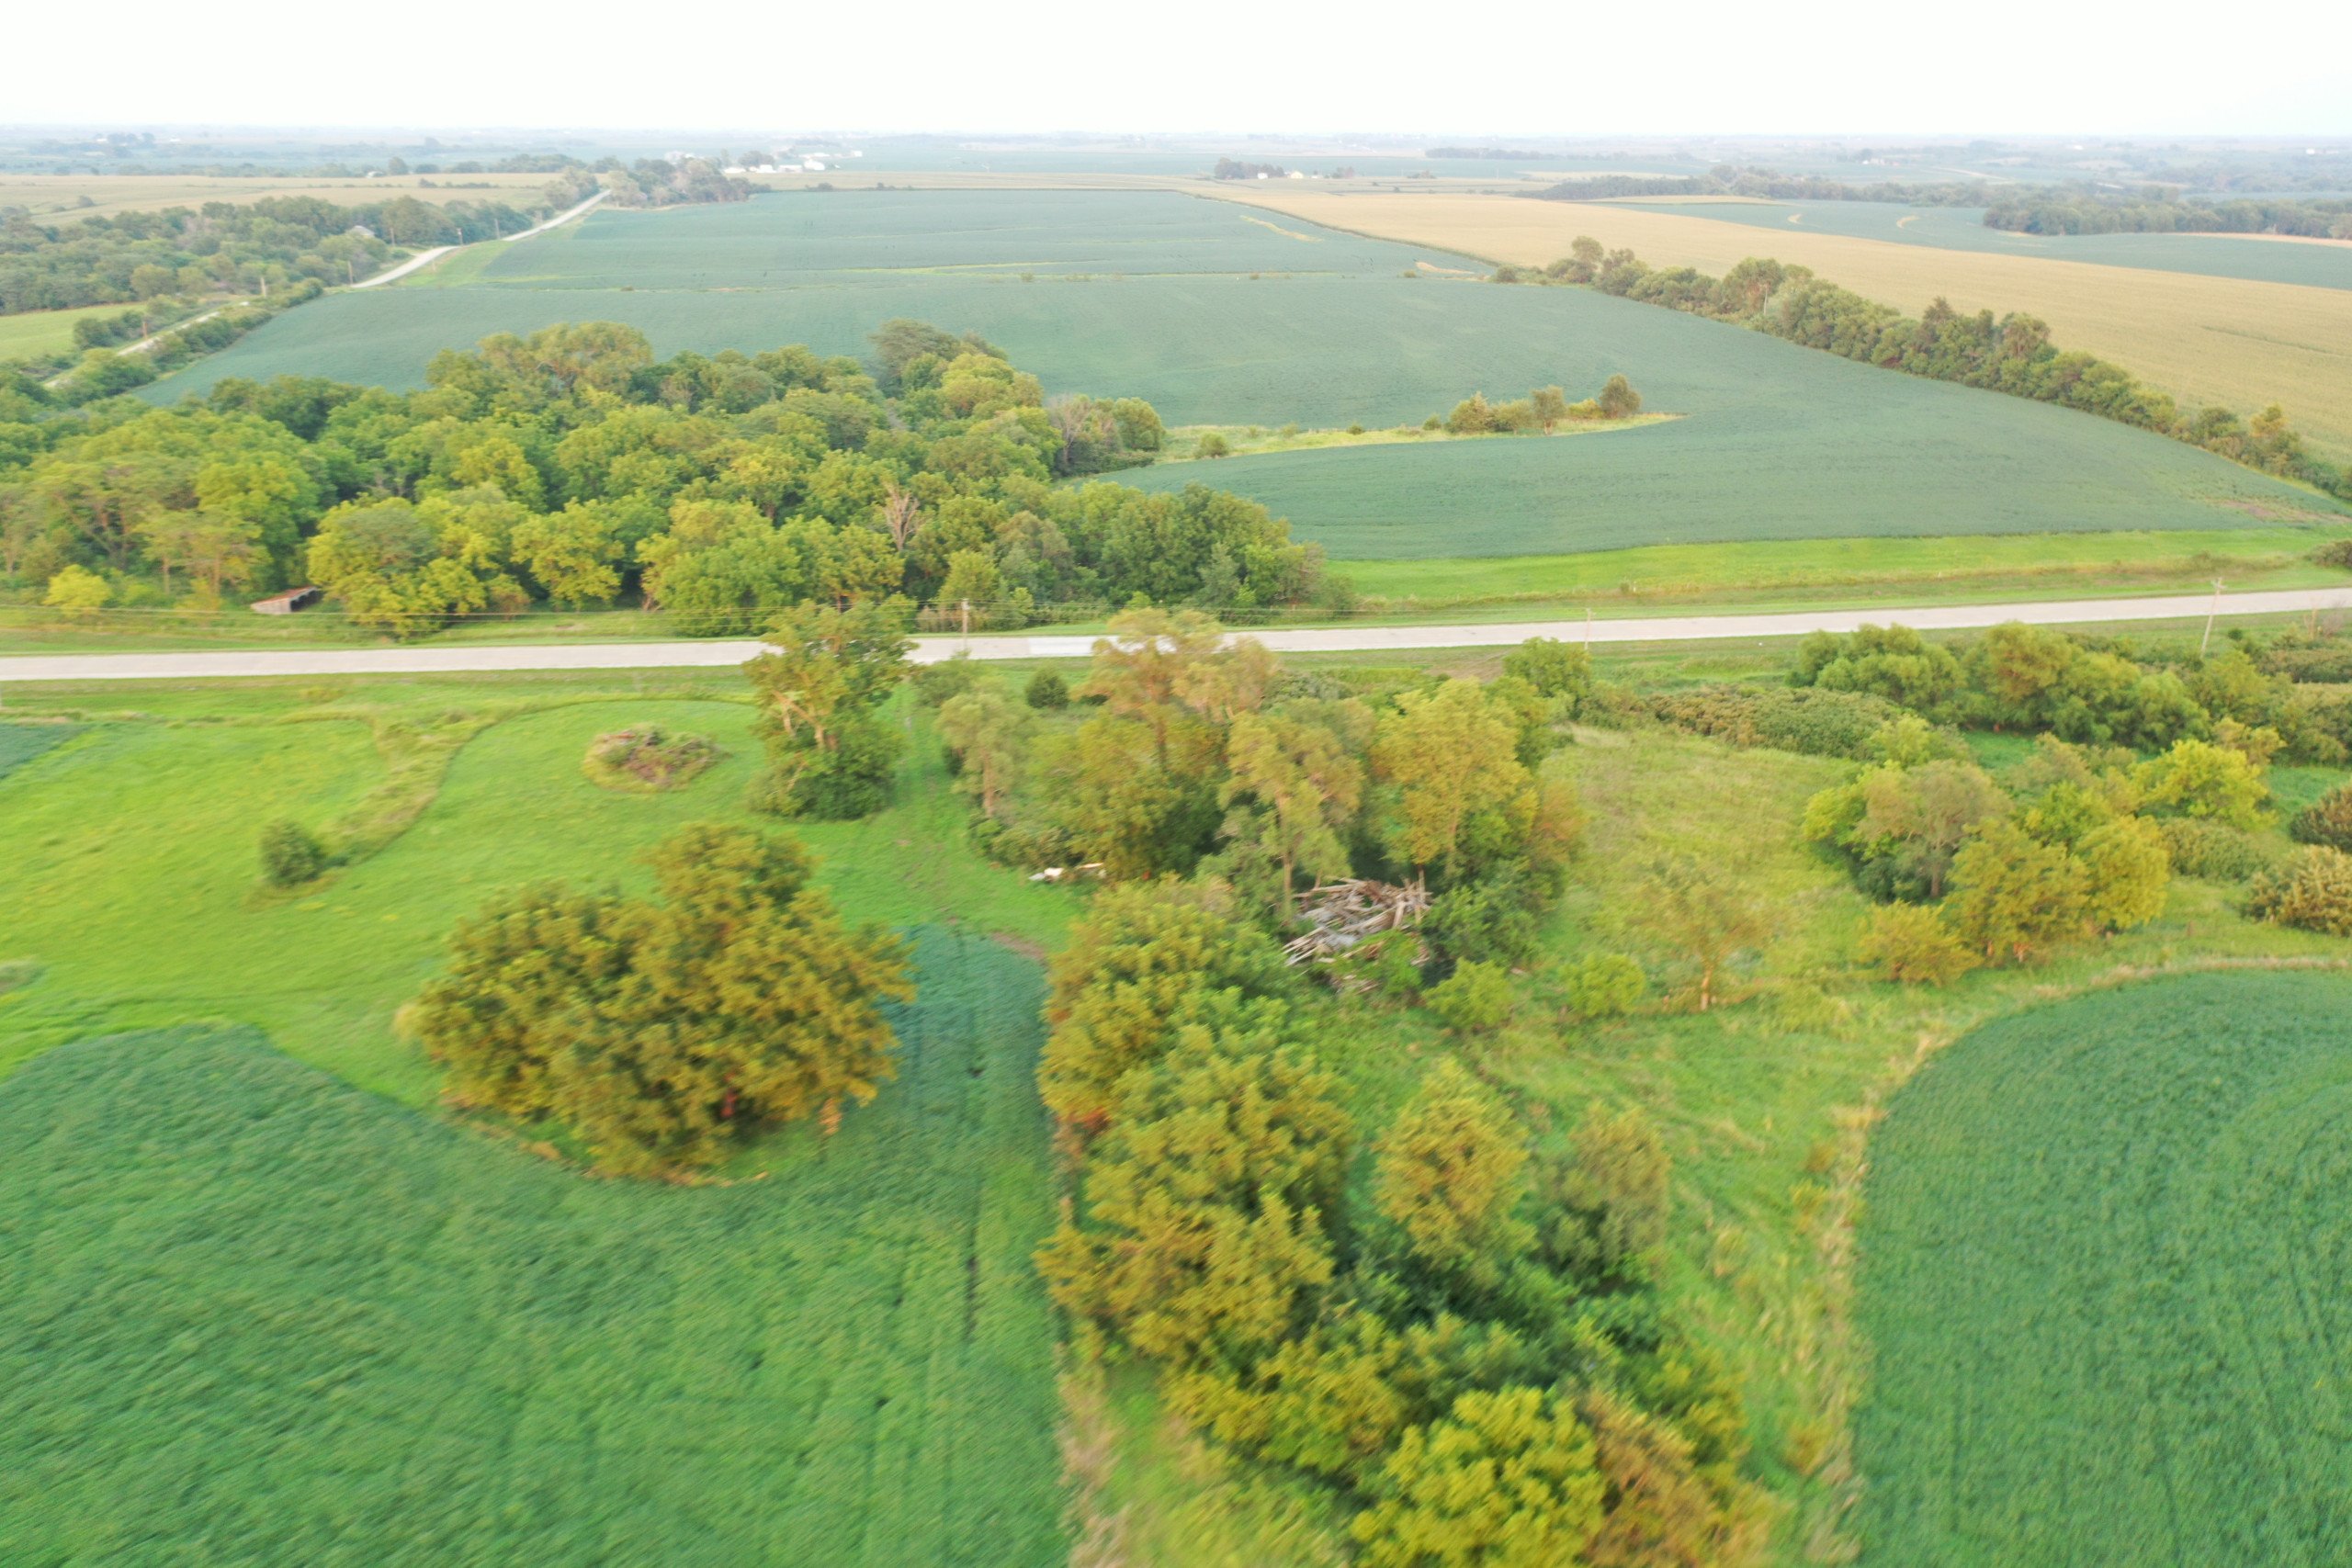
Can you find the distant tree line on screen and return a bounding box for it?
[1424,147,1549,160]
[1210,159,1288,180]
[1538,164,1986,206]
[1533,237,2352,502]
[2,318,1325,632]
[1983,191,2352,240]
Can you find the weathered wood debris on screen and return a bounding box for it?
[1283,878,1430,966]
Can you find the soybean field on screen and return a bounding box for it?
[0,931,1064,1565]
[139,189,2339,562]
[1853,971,2352,1566]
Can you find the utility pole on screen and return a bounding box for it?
[2200,577,2224,656]
[1584,604,1593,650]
[960,598,971,652]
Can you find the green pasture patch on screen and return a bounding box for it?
[1854,972,2352,1564]
[0,931,1064,1564]
[0,694,1072,1094]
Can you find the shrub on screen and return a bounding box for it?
[582,726,721,793]
[42,564,110,617]
[1856,902,1978,986]
[1425,960,1516,1032]
[911,655,983,707]
[1024,668,1070,709]
[0,960,42,994]
[258,820,329,888]
[1649,684,1905,760]
[1197,432,1232,457]
[1500,637,1595,716]
[2159,818,2277,881]
[1558,953,1645,1020]
[2312,537,2352,570]
[1424,876,1544,967]
[2245,846,2352,936]
[2290,783,2352,852]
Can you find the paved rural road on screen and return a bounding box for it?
[7,587,2348,684]
[352,191,608,289]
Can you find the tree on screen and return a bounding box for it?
[1373,681,1531,880]
[1529,387,1570,433]
[2076,815,2170,932]
[1849,759,2008,898]
[1374,1059,1533,1283]
[1542,1105,1670,1285]
[2131,737,2270,829]
[1038,878,1289,1128]
[511,502,624,606]
[1500,637,1594,716]
[411,823,913,1173]
[1353,1387,1606,1568]
[1948,821,2090,963]
[1037,1019,1351,1371]
[743,601,913,819]
[1628,855,1769,1011]
[1223,706,1366,912]
[1596,375,1643,420]
[936,682,1034,819]
[140,507,261,603]
[1578,1389,1765,1568]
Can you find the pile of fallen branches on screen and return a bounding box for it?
[1283,878,1430,966]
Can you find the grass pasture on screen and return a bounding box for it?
[0,936,1064,1565]
[1854,973,2352,1564]
[1220,188,2352,460]
[137,190,2341,565]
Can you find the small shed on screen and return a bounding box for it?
[251,585,323,616]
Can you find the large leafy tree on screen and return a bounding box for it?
[1037,1017,1351,1371]
[1373,681,1532,880]
[1037,878,1289,1129]
[1222,706,1368,912]
[1374,1059,1534,1287]
[743,600,914,819]
[412,823,912,1174]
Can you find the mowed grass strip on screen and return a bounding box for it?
[0,934,1065,1566]
[1218,188,2352,460]
[1853,972,2352,1565]
[1337,525,2347,606]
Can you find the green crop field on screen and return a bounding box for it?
[1853,972,2352,1565]
[0,939,1063,1565]
[1615,199,2352,291]
[137,189,2340,566]
[0,687,1079,1562]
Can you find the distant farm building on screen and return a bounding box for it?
[251,585,322,615]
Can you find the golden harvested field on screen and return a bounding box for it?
[1219,188,2352,459]
[0,173,562,221]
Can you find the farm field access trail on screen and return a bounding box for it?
[10,585,2349,683]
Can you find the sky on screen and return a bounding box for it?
[7,0,2350,137]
